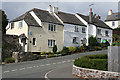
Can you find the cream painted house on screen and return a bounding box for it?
[105,10,120,29]
[6,8,64,53]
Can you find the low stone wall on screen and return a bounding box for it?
[72,65,120,79]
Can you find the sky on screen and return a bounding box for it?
[2,2,119,21]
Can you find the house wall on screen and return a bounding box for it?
[6,20,29,52]
[28,22,64,52]
[64,23,86,47]
[96,27,112,45]
[105,20,120,29]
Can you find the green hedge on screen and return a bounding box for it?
[4,57,15,63]
[74,54,108,71]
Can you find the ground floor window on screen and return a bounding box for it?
[48,40,55,47]
[73,37,78,44]
[97,38,101,43]
[33,38,36,46]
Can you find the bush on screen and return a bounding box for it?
[75,46,81,53]
[89,36,98,46]
[68,46,76,53]
[112,42,120,46]
[61,47,69,56]
[74,54,108,71]
[40,52,46,55]
[53,45,57,54]
[94,46,102,51]
[4,57,15,63]
[47,54,56,58]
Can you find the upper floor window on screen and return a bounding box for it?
[82,27,86,33]
[105,30,109,36]
[112,22,115,26]
[32,38,36,46]
[48,24,56,31]
[48,40,55,47]
[73,37,78,44]
[97,29,102,35]
[18,21,22,28]
[75,26,79,32]
[11,23,14,29]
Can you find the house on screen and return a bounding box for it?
[6,8,64,53]
[76,8,113,45]
[105,10,120,29]
[6,6,112,53]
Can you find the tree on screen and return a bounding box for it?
[88,36,98,46]
[0,10,8,34]
[53,45,57,54]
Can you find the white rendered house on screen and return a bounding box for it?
[105,10,120,29]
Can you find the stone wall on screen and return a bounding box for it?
[72,65,120,79]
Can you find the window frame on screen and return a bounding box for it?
[11,22,14,29]
[82,27,86,33]
[48,39,55,47]
[105,30,109,36]
[75,26,79,32]
[18,21,22,28]
[112,21,115,26]
[32,38,36,46]
[97,29,102,35]
[48,24,56,32]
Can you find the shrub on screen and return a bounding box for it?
[47,54,56,58]
[89,36,98,46]
[4,57,15,63]
[74,54,108,71]
[75,46,81,53]
[94,46,102,51]
[68,46,76,53]
[61,47,69,56]
[40,52,46,55]
[53,45,57,54]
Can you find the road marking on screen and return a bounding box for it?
[72,60,75,61]
[57,62,62,64]
[4,71,10,73]
[45,69,54,80]
[11,69,17,72]
[19,68,25,70]
[40,65,44,66]
[46,64,50,66]
[53,63,56,64]
[27,67,33,69]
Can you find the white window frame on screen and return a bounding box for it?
[97,29,102,35]
[73,37,78,44]
[75,26,79,32]
[32,38,36,46]
[18,21,22,29]
[48,39,55,47]
[82,27,86,33]
[105,30,109,36]
[11,22,14,29]
[48,24,56,31]
[112,21,115,26]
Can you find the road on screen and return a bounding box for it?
[2,50,107,80]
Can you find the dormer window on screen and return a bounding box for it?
[11,22,14,29]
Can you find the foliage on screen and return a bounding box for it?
[40,52,46,55]
[47,54,56,58]
[53,45,57,54]
[88,36,98,47]
[4,57,15,63]
[68,46,76,53]
[1,10,8,34]
[112,42,120,46]
[94,46,102,51]
[61,47,69,56]
[74,54,108,71]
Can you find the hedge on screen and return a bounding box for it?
[74,54,108,71]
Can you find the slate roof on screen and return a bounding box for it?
[56,11,86,26]
[105,12,120,22]
[10,8,63,26]
[77,13,112,29]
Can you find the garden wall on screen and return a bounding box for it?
[72,65,120,79]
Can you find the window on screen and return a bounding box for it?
[73,37,78,44]
[83,38,87,44]
[48,40,55,47]
[11,23,14,29]
[112,22,115,26]
[75,26,79,32]
[18,21,22,28]
[97,29,101,35]
[48,24,56,31]
[97,38,101,43]
[82,27,86,33]
[105,30,109,36]
[33,38,36,46]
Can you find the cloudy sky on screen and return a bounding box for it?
[2,2,119,21]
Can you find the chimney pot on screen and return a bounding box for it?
[90,8,92,12]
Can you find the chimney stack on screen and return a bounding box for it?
[108,10,112,15]
[89,8,93,23]
[53,7,58,13]
[96,15,101,19]
[47,5,53,12]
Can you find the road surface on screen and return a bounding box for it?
[2,50,107,80]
